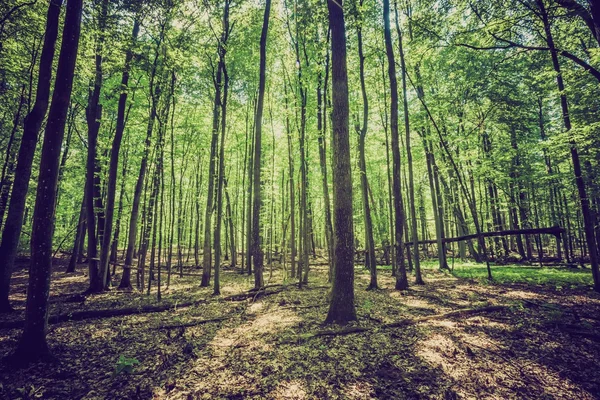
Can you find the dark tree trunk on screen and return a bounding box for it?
[11,0,82,362]
[201,40,224,288]
[537,0,600,291]
[284,80,296,279]
[355,12,377,289]
[118,69,160,290]
[318,43,334,280]
[0,86,26,228]
[250,0,271,289]
[394,0,422,284]
[325,0,356,324]
[85,0,109,293]
[99,19,139,289]
[383,0,408,290]
[0,0,63,313]
[67,194,86,273]
[214,54,229,296]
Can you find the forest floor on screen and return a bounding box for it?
[1,257,600,399]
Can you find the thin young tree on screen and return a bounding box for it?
[250,0,272,290]
[383,0,408,290]
[354,1,377,290]
[99,18,139,290]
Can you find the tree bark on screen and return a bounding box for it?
[99,18,139,290]
[355,12,377,289]
[0,0,63,313]
[537,0,600,291]
[383,0,408,290]
[325,0,356,324]
[250,0,271,289]
[11,0,83,362]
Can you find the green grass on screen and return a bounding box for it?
[358,260,594,289]
[451,262,594,289]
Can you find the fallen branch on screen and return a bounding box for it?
[1,280,328,330]
[405,226,564,246]
[0,299,213,330]
[302,305,509,339]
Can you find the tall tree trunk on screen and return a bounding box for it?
[325,0,356,324]
[118,37,162,289]
[318,42,334,280]
[201,29,225,288]
[538,0,599,291]
[0,0,63,313]
[99,19,139,290]
[85,0,109,293]
[284,79,296,279]
[383,0,408,290]
[214,58,229,295]
[11,0,82,361]
[250,0,271,289]
[0,86,26,228]
[394,0,422,284]
[355,13,377,289]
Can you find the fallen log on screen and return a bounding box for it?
[0,286,296,329]
[0,299,210,330]
[301,305,509,339]
[405,226,564,246]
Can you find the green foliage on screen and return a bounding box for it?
[113,355,140,376]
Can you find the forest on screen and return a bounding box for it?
[0,0,600,398]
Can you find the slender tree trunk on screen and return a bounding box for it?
[284,79,296,279]
[201,25,226,287]
[383,0,408,290]
[85,0,109,293]
[394,0,422,284]
[0,0,63,313]
[250,0,271,289]
[355,13,377,289]
[118,41,161,289]
[538,0,599,290]
[214,59,229,295]
[0,86,26,228]
[99,19,139,290]
[11,0,82,361]
[67,194,86,273]
[318,43,334,280]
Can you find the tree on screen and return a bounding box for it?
[0,0,63,313]
[250,0,272,290]
[325,0,356,324]
[9,0,83,362]
[383,0,408,290]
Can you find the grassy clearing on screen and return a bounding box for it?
[360,260,595,289]
[451,262,593,288]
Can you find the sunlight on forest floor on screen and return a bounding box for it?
[1,257,599,399]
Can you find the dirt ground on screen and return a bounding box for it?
[1,258,599,399]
